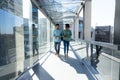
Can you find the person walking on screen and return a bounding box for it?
[62,24,72,58]
[32,24,39,56]
[53,24,62,57]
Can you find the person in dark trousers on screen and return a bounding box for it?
[96,45,102,59]
[53,24,62,57]
[62,24,72,58]
[32,24,39,56]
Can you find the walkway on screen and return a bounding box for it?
[18,42,95,80]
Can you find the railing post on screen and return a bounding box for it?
[86,43,89,57]
[90,44,93,66]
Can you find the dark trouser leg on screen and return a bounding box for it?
[66,41,70,54]
[57,42,61,54]
[33,42,35,56]
[33,48,35,56]
[63,41,67,54]
[96,45,99,56]
[96,45,102,58]
[54,42,57,54]
[35,42,39,55]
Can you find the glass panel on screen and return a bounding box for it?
[32,3,39,63]
[96,51,120,80]
[0,0,53,79]
[50,23,55,51]
[23,0,33,70]
[71,40,120,80]
[38,10,49,56]
[0,0,24,79]
[89,43,120,80]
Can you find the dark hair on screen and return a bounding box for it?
[65,24,70,28]
[32,24,35,27]
[55,24,59,26]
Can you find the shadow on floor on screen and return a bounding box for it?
[59,55,85,74]
[49,51,85,74]
[59,55,96,80]
[32,64,54,80]
[17,63,54,80]
[74,47,86,51]
[59,47,73,51]
[49,51,56,54]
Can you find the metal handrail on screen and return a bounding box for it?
[73,39,120,63]
[76,39,120,51]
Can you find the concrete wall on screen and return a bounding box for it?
[83,0,91,40]
[114,0,120,44]
[14,27,24,75]
[75,17,79,40]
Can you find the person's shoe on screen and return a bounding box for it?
[67,53,68,57]
[64,54,67,59]
[56,53,60,57]
[55,53,57,55]
[58,54,61,58]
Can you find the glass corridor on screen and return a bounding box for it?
[0,0,120,80]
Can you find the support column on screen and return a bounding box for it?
[83,0,92,40]
[114,0,120,44]
[71,22,75,39]
[74,17,79,40]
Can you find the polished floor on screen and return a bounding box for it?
[18,43,95,80]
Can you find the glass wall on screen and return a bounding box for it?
[38,10,50,56]
[50,23,55,51]
[71,40,120,80]
[72,1,119,79]
[0,0,54,79]
[90,1,120,79]
[0,0,24,79]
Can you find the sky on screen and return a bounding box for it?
[0,9,23,34]
[91,0,115,28]
[79,0,115,28]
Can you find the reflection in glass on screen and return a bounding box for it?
[24,19,31,58]
[0,0,58,80]
[0,0,24,79]
[32,24,39,56]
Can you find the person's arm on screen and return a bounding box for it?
[53,30,59,38]
[67,30,72,38]
[53,30,56,37]
[60,30,63,37]
[70,30,72,37]
[62,30,67,38]
[36,29,38,37]
[33,29,38,38]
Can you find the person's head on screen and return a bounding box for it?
[55,24,60,29]
[32,24,35,29]
[65,24,70,30]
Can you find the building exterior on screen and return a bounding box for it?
[95,26,112,43]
